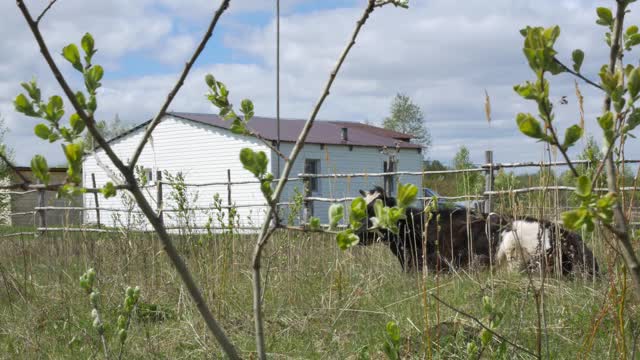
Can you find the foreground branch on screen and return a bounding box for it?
[553,57,604,91]
[250,1,389,358]
[0,151,30,185]
[602,1,640,297]
[128,0,231,169]
[17,1,241,357]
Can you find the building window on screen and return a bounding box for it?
[383,160,397,194]
[304,159,321,193]
[142,168,155,185]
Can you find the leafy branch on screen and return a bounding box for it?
[205,1,410,358]
[15,0,240,357]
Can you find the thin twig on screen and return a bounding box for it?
[128,0,231,169]
[553,57,604,91]
[600,1,640,297]
[245,125,289,161]
[0,151,30,185]
[36,0,58,24]
[16,1,241,357]
[429,293,539,358]
[250,1,392,358]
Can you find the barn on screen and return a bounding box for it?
[82,112,424,230]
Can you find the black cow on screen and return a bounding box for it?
[355,187,599,276]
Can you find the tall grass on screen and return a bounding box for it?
[0,225,637,359]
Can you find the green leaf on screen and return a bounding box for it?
[396,183,418,208]
[629,67,640,99]
[34,124,51,140]
[627,25,639,36]
[240,99,254,122]
[100,182,117,198]
[62,44,83,72]
[572,49,584,72]
[563,124,583,150]
[480,329,492,346]
[14,93,38,117]
[85,65,104,93]
[70,113,85,134]
[309,217,321,231]
[21,80,41,102]
[30,154,50,185]
[81,33,96,64]
[230,119,246,135]
[350,197,367,222]
[239,148,257,176]
[627,108,640,131]
[328,204,344,230]
[627,33,640,48]
[597,112,614,131]
[205,74,215,88]
[513,82,538,100]
[336,229,359,250]
[385,321,401,343]
[516,113,545,139]
[596,7,613,27]
[45,95,65,123]
[255,151,268,176]
[575,175,592,198]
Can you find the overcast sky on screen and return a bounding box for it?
[1,0,639,167]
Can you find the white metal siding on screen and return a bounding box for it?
[83,116,270,229]
[274,143,423,224]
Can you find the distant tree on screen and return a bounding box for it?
[85,113,131,149]
[423,159,448,171]
[383,93,431,152]
[453,146,483,194]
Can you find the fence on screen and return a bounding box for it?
[2,151,640,237]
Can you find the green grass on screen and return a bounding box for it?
[0,229,638,359]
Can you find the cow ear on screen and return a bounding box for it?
[359,189,366,197]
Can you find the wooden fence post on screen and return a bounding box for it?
[156,170,163,224]
[37,189,46,232]
[302,175,312,226]
[484,150,495,213]
[91,173,101,228]
[227,169,233,228]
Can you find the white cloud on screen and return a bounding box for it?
[2,0,640,169]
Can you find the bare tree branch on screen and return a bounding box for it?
[553,57,604,91]
[250,1,394,358]
[245,125,289,161]
[16,1,241,357]
[36,0,58,24]
[0,150,30,185]
[601,1,640,298]
[128,0,231,169]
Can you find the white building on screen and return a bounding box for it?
[82,112,424,230]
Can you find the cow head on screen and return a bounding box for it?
[354,186,397,246]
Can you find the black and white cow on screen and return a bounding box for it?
[356,186,599,275]
[495,216,599,275]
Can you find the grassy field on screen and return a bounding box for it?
[0,227,638,359]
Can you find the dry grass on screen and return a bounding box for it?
[0,226,638,359]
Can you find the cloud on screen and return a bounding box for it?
[2,0,640,170]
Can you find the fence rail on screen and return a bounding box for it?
[3,153,640,234]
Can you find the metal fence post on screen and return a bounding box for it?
[156,170,163,223]
[91,173,101,228]
[484,150,494,213]
[37,189,46,232]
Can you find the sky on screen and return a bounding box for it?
[1,0,639,167]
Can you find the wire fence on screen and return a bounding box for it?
[1,152,640,237]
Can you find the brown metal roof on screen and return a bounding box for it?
[169,112,422,149]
